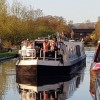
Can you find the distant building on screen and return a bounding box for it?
[72,29,95,39]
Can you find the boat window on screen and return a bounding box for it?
[70,47,73,52]
[34,41,43,57]
[76,45,81,57]
[35,41,43,49]
[68,46,70,52]
[57,42,62,49]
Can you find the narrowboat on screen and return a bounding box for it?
[16,38,86,76]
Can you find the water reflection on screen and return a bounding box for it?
[16,66,86,100]
[0,59,18,100]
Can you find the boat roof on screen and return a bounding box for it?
[64,41,84,46]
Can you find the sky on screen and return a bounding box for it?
[7,0,100,23]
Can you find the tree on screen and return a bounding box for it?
[0,0,71,48]
[93,17,100,40]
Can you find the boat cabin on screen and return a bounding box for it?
[19,39,62,60]
[18,38,85,63]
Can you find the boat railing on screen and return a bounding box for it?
[19,49,60,61]
[40,50,58,61]
[18,49,36,60]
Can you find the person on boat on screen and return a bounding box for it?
[27,42,32,49]
[51,37,58,50]
[26,41,32,56]
[21,41,27,56]
[43,38,50,57]
[32,40,35,49]
[22,41,27,50]
[50,37,58,57]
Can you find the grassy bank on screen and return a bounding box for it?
[0,51,18,58]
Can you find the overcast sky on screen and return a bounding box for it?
[7,0,100,23]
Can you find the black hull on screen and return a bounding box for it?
[16,58,86,77]
[16,67,85,86]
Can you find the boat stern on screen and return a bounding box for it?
[16,59,38,76]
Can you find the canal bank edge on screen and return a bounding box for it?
[0,52,18,62]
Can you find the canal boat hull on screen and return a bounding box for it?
[16,58,86,76]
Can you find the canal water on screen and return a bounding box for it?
[0,51,95,100]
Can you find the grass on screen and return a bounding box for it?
[0,51,18,58]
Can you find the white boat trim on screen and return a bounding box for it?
[17,55,86,66]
